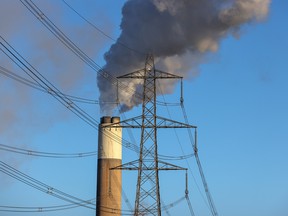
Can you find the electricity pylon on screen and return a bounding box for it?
[109,54,195,215]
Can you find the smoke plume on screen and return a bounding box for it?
[98,0,270,113]
[0,0,110,166]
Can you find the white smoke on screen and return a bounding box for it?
[98,0,270,114]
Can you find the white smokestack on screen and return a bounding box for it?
[96,116,122,216]
[97,0,271,114]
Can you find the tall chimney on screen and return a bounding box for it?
[96,116,122,216]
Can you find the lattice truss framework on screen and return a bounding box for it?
[105,55,195,216]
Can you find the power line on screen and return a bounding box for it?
[0,143,97,158]
[97,195,186,216]
[156,73,219,215]
[0,65,115,105]
[157,79,207,215]
[158,79,211,209]
[0,199,96,213]
[0,37,99,130]
[181,102,219,216]
[0,161,96,210]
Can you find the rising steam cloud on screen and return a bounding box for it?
[98,0,270,114]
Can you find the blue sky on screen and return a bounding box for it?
[0,1,288,216]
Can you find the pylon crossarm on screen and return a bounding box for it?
[157,160,187,171]
[110,159,187,171]
[117,69,183,80]
[117,69,146,79]
[110,160,139,170]
[156,116,197,128]
[103,115,196,129]
[155,69,183,79]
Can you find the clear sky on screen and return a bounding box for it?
[0,0,287,216]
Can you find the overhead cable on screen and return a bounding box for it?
[0,199,96,213]
[0,65,115,105]
[181,102,219,216]
[0,161,96,210]
[0,37,99,130]
[0,143,97,158]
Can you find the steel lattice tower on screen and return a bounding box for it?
[134,54,161,215]
[108,54,195,216]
